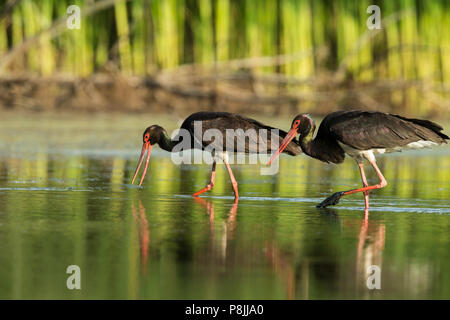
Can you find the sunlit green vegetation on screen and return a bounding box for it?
[0,0,448,116]
[0,0,447,77]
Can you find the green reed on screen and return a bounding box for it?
[0,0,448,113]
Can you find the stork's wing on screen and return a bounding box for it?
[182,112,301,155]
[202,113,301,155]
[324,111,448,150]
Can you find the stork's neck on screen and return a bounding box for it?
[299,131,322,161]
[158,131,178,152]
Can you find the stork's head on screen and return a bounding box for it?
[267,114,315,165]
[290,114,316,137]
[132,125,167,186]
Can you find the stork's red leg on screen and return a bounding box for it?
[345,160,387,195]
[223,159,239,199]
[317,160,387,208]
[358,162,370,210]
[192,161,216,197]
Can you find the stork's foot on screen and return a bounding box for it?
[316,191,346,208]
[192,183,214,197]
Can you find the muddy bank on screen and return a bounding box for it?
[0,73,448,119]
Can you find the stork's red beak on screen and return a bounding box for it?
[131,142,153,186]
[267,128,298,165]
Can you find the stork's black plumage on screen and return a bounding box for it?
[132,111,301,199]
[268,110,449,210]
[178,111,301,155]
[312,110,448,162]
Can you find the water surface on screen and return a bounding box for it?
[0,113,449,299]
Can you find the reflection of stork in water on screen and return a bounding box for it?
[265,242,298,300]
[131,200,150,276]
[356,210,385,293]
[193,197,238,261]
[194,198,305,299]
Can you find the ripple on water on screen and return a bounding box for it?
[172,194,450,214]
[0,187,92,192]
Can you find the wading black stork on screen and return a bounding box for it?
[267,110,449,209]
[132,111,301,199]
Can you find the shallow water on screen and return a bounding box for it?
[0,113,449,299]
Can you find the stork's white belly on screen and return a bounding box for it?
[405,140,438,149]
[338,140,438,162]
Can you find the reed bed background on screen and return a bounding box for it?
[0,0,449,118]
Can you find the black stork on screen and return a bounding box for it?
[131,111,301,199]
[267,110,449,209]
